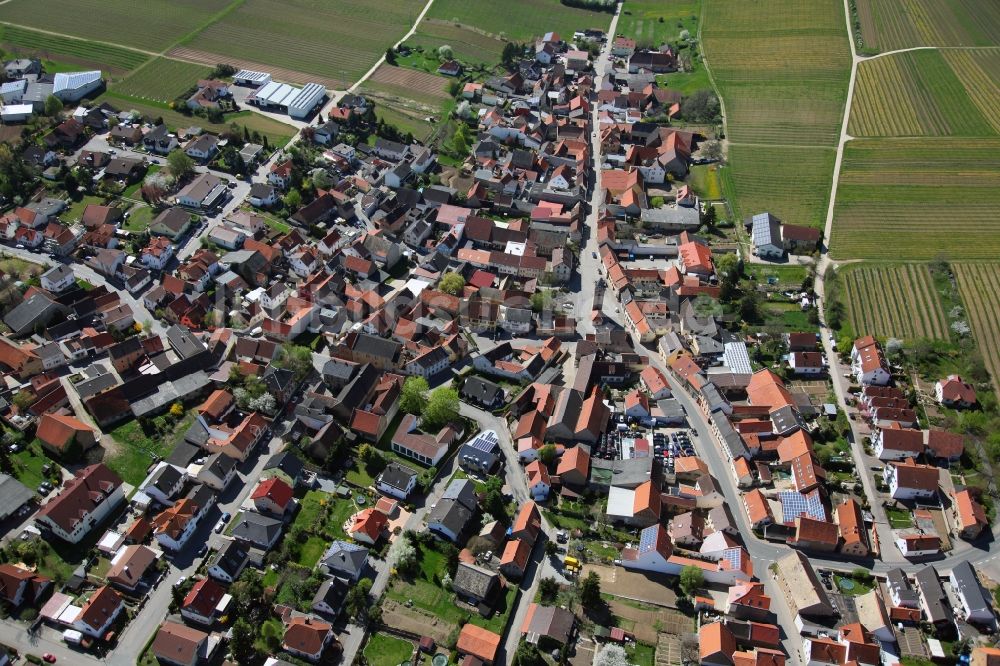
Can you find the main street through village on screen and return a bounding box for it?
[3,0,1000,663]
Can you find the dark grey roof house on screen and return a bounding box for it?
[319,540,369,581]
[311,577,350,617]
[452,562,500,606]
[231,512,283,551]
[913,565,951,625]
[208,539,250,584]
[460,376,505,409]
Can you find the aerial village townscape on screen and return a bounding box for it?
[0,0,998,666]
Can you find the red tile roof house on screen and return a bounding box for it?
[283,616,334,662]
[35,411,98,457]
[457,624,502,665]
[152,620,219,666]
[0,563,51,608]
[953,489,988,540]
[347,508,388,546]
[181,577,227,626]
[72,584,124,639]
[499,537,532,580]
[886,458,939,501]
[250,477,294,517]
[873,424,925,461]
[35,463,125,544]
[936,374,977,409]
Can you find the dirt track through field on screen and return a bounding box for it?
[167,46,345,89]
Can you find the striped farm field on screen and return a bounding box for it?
[366,65,449,103]
[841,263,949,340]
[0,0,233,51]
[942,49,1000,134]
[703,0,851,146]
[849,50,997,137]
[829,138,1000,260]
[703,0,850,229]
[722,145,836,226]
[0,25,148,75]
[185,0,426,88]
[856,0,1000,51]
[953,263,1000,400]
[113,58,211,104]
[422,0,613,42]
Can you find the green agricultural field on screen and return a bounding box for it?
[423,0,613,42]
[721,145,836,227]
[841,263,950,340]
[406,21,506,65]
[618,0,699,48]
[184,0,425,88]
[703,0,851,228]
[855,0,1000,52]
[953,263,1000,401]
[942,49,1000,134]
[829,138,1000,260]
[113,58,212,105]
[0,0,234,52]
[374,103,434,142]
[0,25,148,75]
[850,50,998,137]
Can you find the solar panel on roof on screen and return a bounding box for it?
[638,525,659,554]
[467,430,499,453]
[779,489,827,522]
[721,547,741,570]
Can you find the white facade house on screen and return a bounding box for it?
[852,337,892,386]
[35,465,124,544]
[40,264,76,293]
[950,562,994,625]
[885,460,939,501]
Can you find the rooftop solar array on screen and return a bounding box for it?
[778,489,827,523]
[466,430,499,453]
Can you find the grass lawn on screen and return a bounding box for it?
[261,215,291,234]
[452,470,487,494]
[886,506,914,529]
[834,574,874,596]
[297,536,327,568]
[290,490,357,542]
[63,195,107,223]
[543,508,589,533]
[107,410,196,486]
[656,64,713,96]
[364,633,414,666]
[688,164,722,200]
[10,440,57,489]
[627,642,656,666]
[124,204,156,231]
[745,264,808,289]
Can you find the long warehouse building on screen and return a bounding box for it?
[249,81,326,119]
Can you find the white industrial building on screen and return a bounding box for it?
[249,81,326,119]
[1,104,33,123]
[53,71,103,102]
[233,70,271,87]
